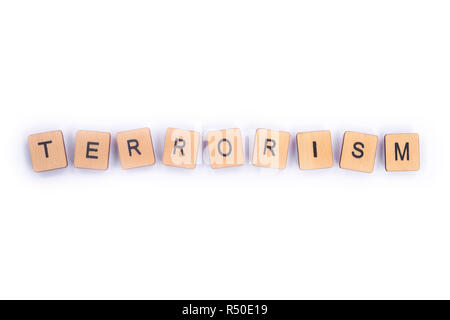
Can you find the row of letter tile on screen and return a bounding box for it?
[28,128,420,173]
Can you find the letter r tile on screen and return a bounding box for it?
[28,130,68,172]
[116,128,156,169]
[162,128,200,169]
[252,128,290,169]
[74,130,111,170]
[384,133,420,171]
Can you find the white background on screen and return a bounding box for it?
[0,1,449,299]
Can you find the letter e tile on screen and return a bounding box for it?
[74,130,111,170]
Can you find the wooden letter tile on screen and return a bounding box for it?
[162,128,200,169]
[339,131,378,173]
[252,129,290,169]
[116,128,155,169]
[74,130,111,170]
[297,130,333,170]
[384,133,420,171]
[28,130,68,172]
[207,128,244,169]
